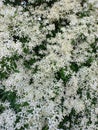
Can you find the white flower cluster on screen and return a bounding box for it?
[0,0,98,130]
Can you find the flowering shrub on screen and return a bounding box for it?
[0,0,98,130]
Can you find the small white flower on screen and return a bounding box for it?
[38,17,41,21]
[95,108,98,114]
[21,1,27,7]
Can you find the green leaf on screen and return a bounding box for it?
[77,88,83,98]
[91,97,97,105]
[55,68,71,85]
[42,125,49,130]
[21,102,29,107]
[24,58,36,69]
[82,57,93,67]
[0,104,5,114]
[70,62,79,72]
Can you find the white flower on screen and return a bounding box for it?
[95,108,98,114]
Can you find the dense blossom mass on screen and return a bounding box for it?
[0,0,98,130]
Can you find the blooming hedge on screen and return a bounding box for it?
[0,0,98,130]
